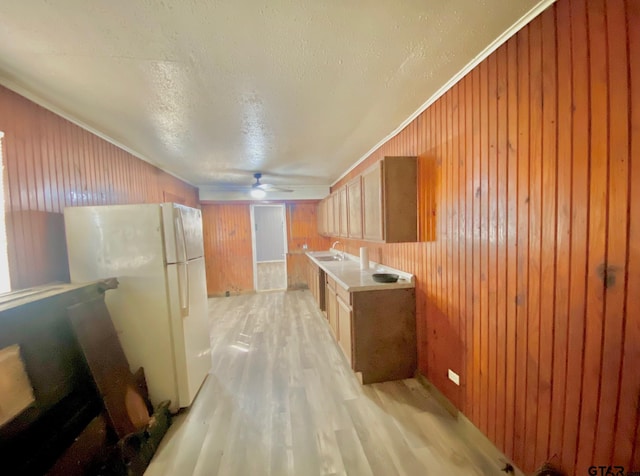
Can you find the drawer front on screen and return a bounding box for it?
[326,276,336,291]
[336,284,351,306]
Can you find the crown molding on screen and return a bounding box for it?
[332,0,556,187]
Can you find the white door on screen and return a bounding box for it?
[166,257,211,408]
[251,204,288,291]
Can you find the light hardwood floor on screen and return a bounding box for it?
[145,290,507,475]
[256,261,287,291]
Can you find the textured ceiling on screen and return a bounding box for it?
[0,0,544,190]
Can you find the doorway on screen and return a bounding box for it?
[250,204,288,292]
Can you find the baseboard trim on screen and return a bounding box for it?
[207,289,256,298]
[414,372,459,417]
[415,372,525,476]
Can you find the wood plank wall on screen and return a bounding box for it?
[0,86,198,289]
[286,202,331,289]
[332,1,640,473]
[201,203,254,296]
[201,201,330,296]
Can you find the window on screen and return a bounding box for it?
[0,132,10,293]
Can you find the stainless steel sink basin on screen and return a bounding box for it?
[315,256,343,262]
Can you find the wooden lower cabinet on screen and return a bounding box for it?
[321,276,416,384]
[325,276,338,335]
[306,259,325,312]
[351,288,416,383]
[336,295,353,366]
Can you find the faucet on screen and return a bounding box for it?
[331,240,344,260]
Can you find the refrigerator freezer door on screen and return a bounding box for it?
[180,205,205,260]
[162,204,204,264]
[166,257,211,408]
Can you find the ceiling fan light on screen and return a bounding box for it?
[250,188,266,199]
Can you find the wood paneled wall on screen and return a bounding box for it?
[201,201,330,296]
[0,86,198,289]
[332,0,639,473]
[286,202,332,289]
[201,203,254,296]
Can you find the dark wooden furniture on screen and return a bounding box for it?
[0,281,169,475]
[67,294,152,440]
[0,283,108,475]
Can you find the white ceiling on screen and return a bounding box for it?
[0,0,547,195]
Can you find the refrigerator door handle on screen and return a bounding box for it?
[174,208,188,263]
[185,260,190,317]
[175,208,190,317]
[178,262,190,318]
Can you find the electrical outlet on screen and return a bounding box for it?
[448,369,460,386]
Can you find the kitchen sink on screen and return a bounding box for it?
[315,256,343,262]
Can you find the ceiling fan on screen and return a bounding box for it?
[249,173,293,198]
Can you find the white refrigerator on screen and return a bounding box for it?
[64,203,211,412]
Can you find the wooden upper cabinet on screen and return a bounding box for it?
[332,192,340,237]
[323,199,329,235]
[382,156,417,242]
[347,177,362,239]
[361,162,384,241]
[319,156,416,242]
[362,156,417,243]
[326,194,335,236]
[317,199,327,235]
[318,193,340,237]
[338,187,348,237]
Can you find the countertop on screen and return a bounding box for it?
[305,250,415,292]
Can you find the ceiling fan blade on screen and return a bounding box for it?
[245,172,294,193]
[258,184,293,192]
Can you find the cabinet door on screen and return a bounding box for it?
[317,200,326,236]
[324,280,331,321]
[326,195,335,236]
[337,295,353,366]
[361,162,383,241]
[347,177,362,239]
[339,187,348,237]
[332,193,340,237]
[325,283,338,334]
[310,264,318,304]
